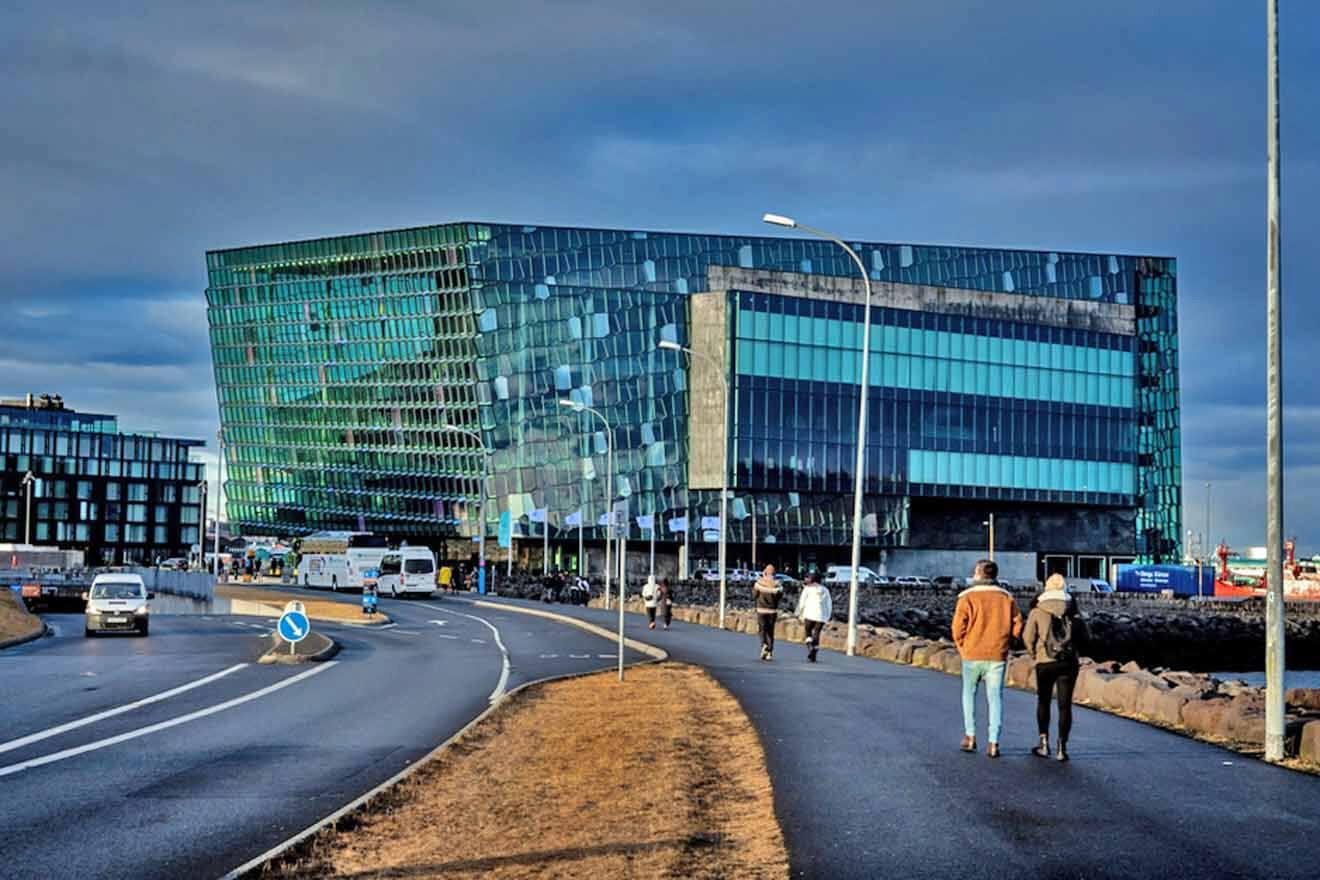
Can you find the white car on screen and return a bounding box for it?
[84,574,154,637]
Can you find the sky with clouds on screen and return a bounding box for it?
[2,1,1318,551]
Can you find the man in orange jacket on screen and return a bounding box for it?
[952,559,1023,758]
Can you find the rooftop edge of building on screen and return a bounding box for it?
[203,218,1176,265]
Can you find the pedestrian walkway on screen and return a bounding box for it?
[457,595,1320,879]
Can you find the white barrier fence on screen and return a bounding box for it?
[127,568,215,601]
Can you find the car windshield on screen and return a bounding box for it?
[91,583,143,599]
[404,559,433,574]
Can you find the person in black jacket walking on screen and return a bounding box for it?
[753,565,783,661]
[1021,574,1090,761]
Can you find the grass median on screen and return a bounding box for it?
[260,662,789,879]
[0,588,43,644]
[216,584,390,625]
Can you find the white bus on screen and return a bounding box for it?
[297,532,389,591]
[377,547,437,597]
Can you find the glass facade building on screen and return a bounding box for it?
[206,222,1181,573]
[0,395,205,564]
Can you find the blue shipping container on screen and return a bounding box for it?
[1115,564,1214,598]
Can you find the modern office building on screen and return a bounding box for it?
[205,222,1181,580]
[0,394,206,565]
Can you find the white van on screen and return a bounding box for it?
[824,565,884,585]
[301,553,358,590]
[85,573,153,637]
[377,547,437,598]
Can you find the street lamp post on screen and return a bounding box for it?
[21,471,36,545]
[212,430,224,579]
[764,213,873,656]
[659,339,730,629]
[197,478,208,571]
[559,399,625,681]
[443,425,491,595]
[1264,0,1286,762]
[983,513,995,562]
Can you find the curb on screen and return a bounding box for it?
[258,631,339,665]
[221,603,666,879]
[0,621,48,651]
[471,599,668,661]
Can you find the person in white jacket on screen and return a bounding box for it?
[794,572,834,663]
[641,575,660,629]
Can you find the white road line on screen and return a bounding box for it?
[570,653,590,659]
[0,664,249,756]
[469,638,486,644]
[393,630,420,636]
[436,634,458,640]
[429,620,448,627]
[539,653,560,659]
[429,608,510,704]
[597,654,615,659]
[0,662,337,778]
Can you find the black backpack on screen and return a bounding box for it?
[1043,612,1076,662]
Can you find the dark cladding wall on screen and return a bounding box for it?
[206,221,1181,562]
[0,405,204,564]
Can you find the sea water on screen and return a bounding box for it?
[1211,670,1320,689]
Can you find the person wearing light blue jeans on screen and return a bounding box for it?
[961,660,1007,745]
[952,560,1023,758]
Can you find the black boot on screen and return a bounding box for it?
[1056,741,1069,762]
[1031,734,1050,758]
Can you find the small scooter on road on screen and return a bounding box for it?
[362,584,379,616]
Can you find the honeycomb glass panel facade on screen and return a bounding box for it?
[206,221,1181,565]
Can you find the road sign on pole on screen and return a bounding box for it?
[277,606,311,656]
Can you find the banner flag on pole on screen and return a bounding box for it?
[667,516,688,533]
[565,510,582,527]
[529,508,548,524]
[700,515,720,531]
[597,513,611,527]
[636,514,654,529]
[498,510,512,548]
[702,530,720,542]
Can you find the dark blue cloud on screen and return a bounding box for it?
[2,0,1318,549]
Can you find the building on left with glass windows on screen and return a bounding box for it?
[0,394,206,565]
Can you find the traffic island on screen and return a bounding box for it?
[216,584,391,626]
[258,630,339,665]
[0,588,46,650]
[254,662,789,879]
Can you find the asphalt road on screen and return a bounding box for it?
[457,594,1320,880]
[0,591,642,880]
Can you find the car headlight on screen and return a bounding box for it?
[135,606,149,615]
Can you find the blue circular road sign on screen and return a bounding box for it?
[277,610,310,643]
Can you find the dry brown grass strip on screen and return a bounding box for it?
[216,584,389,625]
[261,662,788,880]
[0,588,43,643]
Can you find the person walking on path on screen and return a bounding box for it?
[642,575,660,629]
[656,576,673,629]
[754,565,784,661]
[952,559,1023,758]
[1022,573,1089,762]
[794,572,833,662]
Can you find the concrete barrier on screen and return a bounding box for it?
[127,568,214,601]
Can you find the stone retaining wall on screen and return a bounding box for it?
[592,597,1320,771]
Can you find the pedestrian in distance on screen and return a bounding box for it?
[1022,573,1090,762]
[754,565,783,661]
[952,559,1023,758]
[794,572,833,662]
[642,575,659,628]
[656,576,673,629]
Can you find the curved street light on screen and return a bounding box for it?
[659,339,730,630]
[559,398,625,681]
[764,212,874,657]
[443,424,492,595]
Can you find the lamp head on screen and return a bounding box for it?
[658,340,682,352]
[762,213,797,229]
[558,399,584,412]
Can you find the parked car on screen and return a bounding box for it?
[773,573,800,586]
[84,574,154,637]
[696,569,723,581]
[893,576,933,588]
[157,557,188,570]
[932,575,964,589]
[823,565,884,585]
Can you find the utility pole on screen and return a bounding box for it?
[212,431,224,578]
[984,513,995,562]
[1264,0,1286,763]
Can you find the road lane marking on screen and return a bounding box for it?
[469,638,486,644]
[429,608,510,704]
[436,634,458,640]
[570,653,590,659]
[0,662,337,777]
[0,664,249,756]
[429,620,448,627]
[539,654,559,659]
[597,654,615,659]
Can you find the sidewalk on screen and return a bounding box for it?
[457,594,1320,879]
